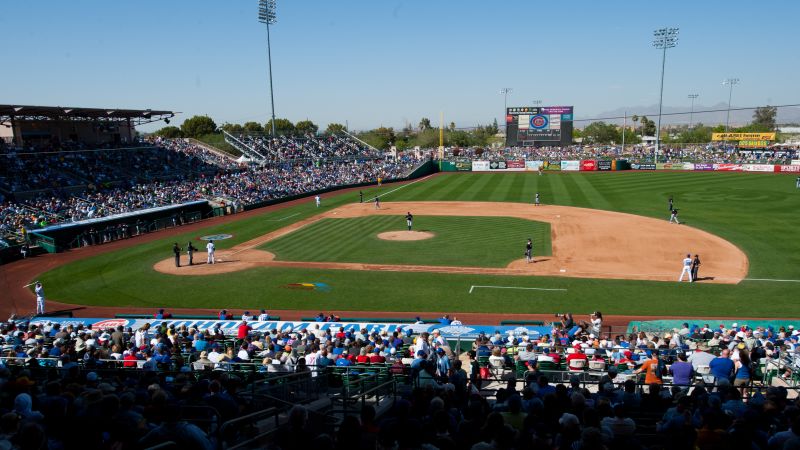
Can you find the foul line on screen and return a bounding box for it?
[469,285,568,294]
[743,278,800,283]
[376,174,434,199]
[267,212,300,222]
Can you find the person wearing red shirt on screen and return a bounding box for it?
[566,345,588,371]
[237,321,251,341]
[356,348,371,365]
[123,351,140,368]
[369,349,386,364]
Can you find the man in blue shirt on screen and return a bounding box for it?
[709,348,735,383]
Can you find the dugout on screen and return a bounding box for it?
[27,201,211,253]
[0,104,175,147]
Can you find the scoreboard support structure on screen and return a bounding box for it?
[505,106,574,147]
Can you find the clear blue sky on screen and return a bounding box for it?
[2,0,797,132]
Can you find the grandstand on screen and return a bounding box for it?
[223,130,385,164]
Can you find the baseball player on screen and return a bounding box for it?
[668,196,674,211]
[359,191,364,203]
[538,165,543,176]
[374,196,381,210]
[206,240,216,264]
[34,282,45,315]
[669,208,680,224]
[172,243,181,267]
[678,254,693,282]
[534,192,540,206]
[691,254,701,282]
[525,238,534,263]
[315,195,321,208]
[187,241,197,265]
[406,212,413,231]
[796,176,800,189]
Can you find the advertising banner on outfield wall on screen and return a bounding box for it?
[454,161,472,171]
[694,163,714,171]
[713,164,743,171]
[472,161,490,171]
[778,164,800,173]
[656,162,694,170]
[631,163,656,170]
[597,160,613,171]
[580,160,597,171]
[506,160,526,170]
[561,160,580,171]
[741,164,775,172]
[489,161,508,170]
[543,161,562,171]
[712,132,776,141]
[28,317,553,340]
[526,160,544,171]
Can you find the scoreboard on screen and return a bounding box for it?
[505,106,574,147]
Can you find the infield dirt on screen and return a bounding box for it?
[153,201,748,284]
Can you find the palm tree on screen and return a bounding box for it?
[631,115,640,136]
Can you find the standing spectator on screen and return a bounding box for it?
[709,348,735,384]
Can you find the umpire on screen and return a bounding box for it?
[172,243,181,267]
[187,241,197,265]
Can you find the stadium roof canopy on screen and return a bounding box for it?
[0,104,176,125]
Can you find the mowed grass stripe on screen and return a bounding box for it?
[570,174,614,210]
[457,173,497,201]
[560,173,591,207]
[546,173,572,205]
[262,215,551,267]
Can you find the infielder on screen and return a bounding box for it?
[796,176,799,189]
[525,238,534,263]
[534,192,540,206]
[374,196,381,210]
[678,254,693,282]
[406,212,413,231]
[315,195,321,207]
[669,208,680,224]
[35,282,45,315]
[206,240,216,264]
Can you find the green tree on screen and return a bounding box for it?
[418,117,432,131]
[583,121,620,144]
[265,118,295,136]
[358,127,395,150]
[220,123,244,134]
[154,126,183,138]
[325,123,347,135]
[488,118,499,135]
[751,106,777,131]
[295,120,319,135]
[242,121,263,133]
[448,122,456,131]
[621,128,641,144]
[180,115,217,138]
[640,116,656,136]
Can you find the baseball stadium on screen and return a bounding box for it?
[2,2,800,449]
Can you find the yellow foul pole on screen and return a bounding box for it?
[439,111,444,159]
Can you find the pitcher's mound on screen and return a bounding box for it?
[377,231,435,241]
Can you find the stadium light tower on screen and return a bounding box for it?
[722,78,740,132]
[652,27,678,163]
[258,0,277,137]
[687,94,699,128]
[500,88,513,113]
[531,100,542,106]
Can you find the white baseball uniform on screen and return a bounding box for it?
[678,257,692,282]
[315,195,320,207]
[35,284,45,315]
[206,241,215,264]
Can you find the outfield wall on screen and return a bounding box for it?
[459,159,800,174]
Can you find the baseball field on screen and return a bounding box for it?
[20,171,800,319]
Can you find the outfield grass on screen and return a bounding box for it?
[38,172,800,317]
[262,215,551,267]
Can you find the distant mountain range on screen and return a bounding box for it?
[579,103,800,127]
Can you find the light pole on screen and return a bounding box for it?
[258,0,277,137]
[687,94,698,128]
[500,87,513,114]
[652,27,679,163]
[722,78,740,132]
